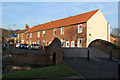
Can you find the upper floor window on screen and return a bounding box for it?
[61,27,64,35]
[27,34,29,38]
[78,24,82,33]
[38,31,40,37]
[18,34,19,39]
[30,33,32,38]
[43,31,45,37]
[53,29,57,36]
[21,33,23,39]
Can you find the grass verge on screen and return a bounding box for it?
[3,62,78,79]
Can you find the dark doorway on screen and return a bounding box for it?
[53,52,56,65]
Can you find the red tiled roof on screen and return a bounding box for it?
[110,36,116,43]
[26,9,99,33]
[16,28,30,34]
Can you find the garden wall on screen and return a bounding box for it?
[88,39,120,59]
[3,52,50,65]
[3,37,63,66]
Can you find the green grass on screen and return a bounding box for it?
[3,62,78,78]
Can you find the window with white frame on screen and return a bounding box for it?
[21,33,23,39]
[43,31,45,37]
[61,39,63,46]
[30,33,32,38]
[30,41,31,44]
[21,40,24,44]
[38,31,40,37]
[37,40,40,44]
[26,41,28,44]
[78,24,82,33]
[27,34,29,38]
[71,41,75,47]
[53,29,57,36]
[61,27,64,35]
[18,34,19,39]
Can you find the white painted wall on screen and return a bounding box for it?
[87,9,110,47]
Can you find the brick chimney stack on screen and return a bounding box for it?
[25,24,29,29]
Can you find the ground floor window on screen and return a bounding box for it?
[33,42,37,44]
[77,38,82,47]
[66,41,69,47]
[21,40,24,44]
[26,41,28,44]
[37,40,39,44]
[71,41,75,47]
[30,41,31,44]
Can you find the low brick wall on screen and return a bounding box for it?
[3,53,50,65]
[3,38,63,66]
[88,39,120,59]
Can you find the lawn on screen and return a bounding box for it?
[3,62,78,79]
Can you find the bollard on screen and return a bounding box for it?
[110,50,112,61]
[118,62,120,79]
[87,49,89,61]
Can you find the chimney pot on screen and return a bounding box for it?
[25,24,29,29]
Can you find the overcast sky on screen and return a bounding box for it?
[2,2,118,31]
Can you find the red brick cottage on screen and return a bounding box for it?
[16,9,110,48]
[15,24,30,44]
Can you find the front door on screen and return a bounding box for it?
[77,38,82,47]
[66,41,69,47]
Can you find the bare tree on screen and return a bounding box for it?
[111,28,120,46]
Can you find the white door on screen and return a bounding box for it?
[71,41,74,47]
[66,41,69,47]
[77,38,82,47]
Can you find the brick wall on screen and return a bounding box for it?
[24,23,87,47]
[45,38,63,65]
[88,39,120,59]
[16,33,27,44]
[3,53,50,64]
[3,38,63,65]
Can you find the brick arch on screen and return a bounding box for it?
[88,39,116,48]
[88,39,120,59]
[45,37,63,65]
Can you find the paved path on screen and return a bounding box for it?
[63,48,118,79]
[64,57,118,79]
